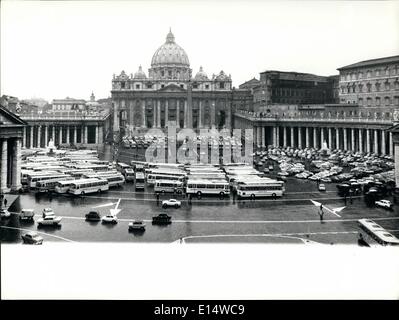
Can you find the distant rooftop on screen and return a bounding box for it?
[337,55,399,71]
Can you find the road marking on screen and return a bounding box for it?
[0,225,76,243]
[179,234,321,244]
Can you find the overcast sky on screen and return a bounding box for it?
[1,0,398,102]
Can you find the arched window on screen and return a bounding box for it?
[385,81,390,91]
[385,97,391,105]
[366,83,372,92]
[375,69,380,76]
[358,71,363,79]
[375,82,381,91]
[376,97,381,106]
[367,70,371,78]
[385,67,390,76]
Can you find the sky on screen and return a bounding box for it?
[1,0,398,103]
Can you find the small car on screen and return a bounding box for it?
[128,220,146,231]
[42,207,55,217]
[101,214,118,224]
[85,210,101,222]
[21,232,43,245]
[0,208,11,219]
[19,209,35,221]
[37,215,62,227]
[318,184,326,192]
[152,213,172,225]
[162,199,181,208]
[375,200,393,209]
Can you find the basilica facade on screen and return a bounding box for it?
[111,29,249,136]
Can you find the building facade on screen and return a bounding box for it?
[0,104,26,193]
[52,97,87,111]
[111,29,250,136]
[337,55,399,107]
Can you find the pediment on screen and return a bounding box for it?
[158,84,186,92]
[0,105,27,125]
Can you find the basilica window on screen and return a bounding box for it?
[385,97,391,105]
[385,81,390,91]
[375,82,381,91]
[366,70,371,78]
[375,69,380,77]
[180,84,184,89]
[219,82,225,89]
[395,81,399,90]
[121,82,125,89]
[161,71,165,77]
[136,84,140,89]
[161,84,165,88]
[358,98,363,105]
[147,84,153,89]
[205,84,209,89]
[168,70,172,77]
[366,83,372,92]
[376,97,381,106]
[385,68,390,76]
[394,96,399,105]
[193,84,198,89]
[358,72,363,79]
[367,97,372,106]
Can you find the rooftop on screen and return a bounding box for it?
[337,55,399,71]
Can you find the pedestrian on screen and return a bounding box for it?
[4,198,7,207]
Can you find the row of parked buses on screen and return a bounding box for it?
[119,160,286,198]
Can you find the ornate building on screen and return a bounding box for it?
[111,29,249,136]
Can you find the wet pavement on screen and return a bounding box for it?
[2,176,399,244]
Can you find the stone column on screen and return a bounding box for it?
[22,127,26,148]
[390,132,394,156]
[142,100,146,128]
[276,126,280,147]
[320,128,324,148]
[95,126,99,144]
[343,128,348,151]
[11,139,21,191]
[261,126,266,147]
[59,126,63,145]
[351,128,355,151]
[210,101,216,129]
[66,126,70,144]
[176,100,180,128]
[359,129,363,153]
[298,127,302,149]
[328,128,332,150]
[257,127,262,147]
[198,100,202,128]
[305,127,310,148]
[272,126,276,147]
[366,129,371,153]
[283,127,287,147]
[313,127,317,148]
[98,126,103,144]
[30,126,34,149]
[84,125,88,144]
[37,125,41,148]
[52,125,55,142]
[113,100,119,132]
[381,130,386,155]
[157,100,161,128]
[184,100,188,128]
[73,126,77,144]
[164,99,168,126]
[44,125,48,147]
[374,129,378,154]
[152,100,156,129]
[290,127,294,148]
[1,139,8,192]
[336,128,340,150]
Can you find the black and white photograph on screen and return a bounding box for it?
[1,0,399,303]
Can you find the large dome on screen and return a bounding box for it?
[151,29,190,67]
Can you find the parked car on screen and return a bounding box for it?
[318,183,326,192]
[162,199,181,208]
[85,211,101,222]
[0,208,11,219]
[37,215,62,227]
[21,232,43,245]
[152,213,172,225]
[128,220,146,231]
[19,209,35,221]
[101,214,118,224]
[375,199,393,209]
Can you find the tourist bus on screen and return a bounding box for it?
[36,176,75,193]
[145,168,186,179]
[135,172,145,190]
[148,163,185,171]
[103,174,125,188]
[68,178,109,195]
[147,173,185,185]
[357,219,399,246]
[27,173,69,189]
[236,179,285,199]
[124,168,135,182]
[58,168,95,178]
[130,161,147,170]
[71,164,110,172]
[186,179,230,197]
[116,162,131,174]
[188,172,227,181]
[154,180,184,194]
[55,179,82,194]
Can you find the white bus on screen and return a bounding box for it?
[147,174,185,185]
[186,179,230,197]
[124,168,135,182]
[68,178,109,195]
[116,162,131,174]
[55,179,81,194]
[104,174,125,188]
[36,176,75,193]
[27,173,69,188]
[154,180,184,194]
[236,180,285,199]
[357,219,399,246]
[145,168,186,179]
[135,172,145,190]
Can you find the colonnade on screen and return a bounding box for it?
[0,138,21,192]
[22,124,104,149]
[252,125,394,156]
[115,98,230,131]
